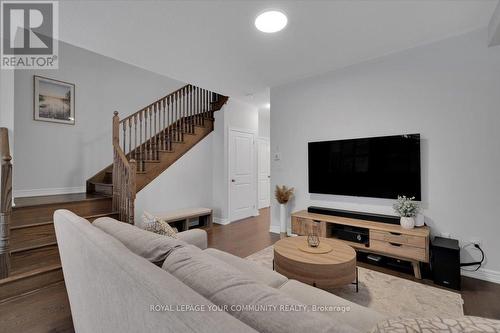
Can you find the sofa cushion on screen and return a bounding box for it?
[162,246,357,333]
[177,229,208,250]
[279,279,386,333]
[204,248,288,288]
[54,210,256,333]
[93,217,192,265]
[371,316,500,333]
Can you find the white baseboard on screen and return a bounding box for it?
[213,217,230,225]
[269,225,281,234]
[461,267,500,284]
[13,186,86,198]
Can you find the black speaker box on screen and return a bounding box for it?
[431,237,461,291]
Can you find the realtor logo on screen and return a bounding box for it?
[1,0,58,69]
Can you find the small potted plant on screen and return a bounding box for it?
[393,196,419,229]
[275,185,294,238]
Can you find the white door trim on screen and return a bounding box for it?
[228,127,258,223]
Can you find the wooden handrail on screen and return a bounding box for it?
[111,84,225,224]
[0,127,12,278]
[120,84,192,123]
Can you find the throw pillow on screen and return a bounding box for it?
[93,217,187,265]
[142,211,178,238]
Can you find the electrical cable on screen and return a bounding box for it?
[460,244,484,272]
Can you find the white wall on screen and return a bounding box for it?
[258,108,270,138]
[1,69,15,149]
[13,41,184,196]
[212,98,259,223]
[135,136,213,222]
[270,28,500,282]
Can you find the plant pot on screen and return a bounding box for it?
[415,213,425,227]
[400,216,415,229]
[279,204,287,238]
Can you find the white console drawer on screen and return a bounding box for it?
[369,239,427,262]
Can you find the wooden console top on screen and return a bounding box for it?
[292,210,429,237]
[291,210,430,279]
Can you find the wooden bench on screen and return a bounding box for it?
[151,208,213,232]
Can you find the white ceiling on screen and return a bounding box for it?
[58,0,498,108]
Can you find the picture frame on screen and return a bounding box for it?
[34,75,75,125]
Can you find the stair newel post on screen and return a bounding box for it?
[112,111,120,213]
[128,159,136,224]
[0,153,12,279]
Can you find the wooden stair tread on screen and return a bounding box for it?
[14,192,111,208]
[11,241,58,254]
[11,245,60,276]
[12,196,113,227]
[88,181,112,186]
[0,281,73,332]
[0,263,61,286]
[10,211,117,230]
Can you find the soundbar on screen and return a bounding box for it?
[307,206,400,225]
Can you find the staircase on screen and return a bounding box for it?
[87,84,227,224]
[0,84,227,331]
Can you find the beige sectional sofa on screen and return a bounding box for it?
[54,209,385,332]
[54,210,500,333]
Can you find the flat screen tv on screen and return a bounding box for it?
[308,134,421,200]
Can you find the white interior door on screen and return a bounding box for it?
[229,129,256,222]
[257,138,270,209]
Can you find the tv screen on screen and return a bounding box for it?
[308,134,421,200]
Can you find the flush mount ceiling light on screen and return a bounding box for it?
[255,10,287,33]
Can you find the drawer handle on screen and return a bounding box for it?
[389,232,402,236]
[389,242,402,247]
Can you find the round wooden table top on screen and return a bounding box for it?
[273,236,357,289]
[274,236,356,265]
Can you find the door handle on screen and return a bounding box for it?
[231,179,235,182]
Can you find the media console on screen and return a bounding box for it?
[291,210,430,279]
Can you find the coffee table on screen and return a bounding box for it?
[273,236,358,291]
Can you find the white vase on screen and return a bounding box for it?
[400,216,415,229]
[279,204,287,238]
[415,213,425,227]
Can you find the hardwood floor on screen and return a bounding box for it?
[207,208,280,257]
[1,207,498,332]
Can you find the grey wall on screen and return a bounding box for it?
[13,41,183,196]
[270,29,500,281]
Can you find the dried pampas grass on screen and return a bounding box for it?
[275,185,294,204]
